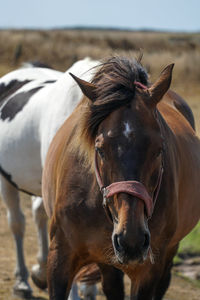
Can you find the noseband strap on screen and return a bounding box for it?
[105,181,153,218]
[94,151,163,222]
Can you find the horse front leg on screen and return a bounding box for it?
[154,268,172,300]
[31,196,48,289]
[130,256,175,300]
[130,280,155,300]
[47,225,79,300]
[130,266,159,300]
[154,245,179,300]
[131,264,172,300]
[98,264,124,300]
[0,176,32,298]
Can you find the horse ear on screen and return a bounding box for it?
[69,72,97,102]
[149,64,174,105]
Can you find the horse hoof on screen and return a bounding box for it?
[31,264,47,290]
[13,280,32,299]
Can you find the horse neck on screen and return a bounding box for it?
[40,76,81,163]
[46,57,99,125]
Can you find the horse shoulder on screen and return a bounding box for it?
[42,111,78,218]
[158,100,200,245]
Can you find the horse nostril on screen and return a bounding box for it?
[143,233,150,250]
[113,234,123,253]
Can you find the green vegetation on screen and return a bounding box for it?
[178,222,200,256]
[174,222,200,265]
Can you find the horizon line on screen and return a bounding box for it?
[0,25,199,34]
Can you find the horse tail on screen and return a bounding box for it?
[21,61,53,70]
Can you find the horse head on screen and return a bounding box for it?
[70,58,174,265]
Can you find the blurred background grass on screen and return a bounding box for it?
[0,29,200,84]
[179,224,200,257]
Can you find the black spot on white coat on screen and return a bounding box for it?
[43,80,56,84]
[0,80,31,107]
[0,86,43,121]
[0,165,35,196]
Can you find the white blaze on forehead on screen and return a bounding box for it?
[123,122,132,139]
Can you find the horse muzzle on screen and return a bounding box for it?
[99,177,153,264]
[112,226,151,265]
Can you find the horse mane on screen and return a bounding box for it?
[71,56,148,169]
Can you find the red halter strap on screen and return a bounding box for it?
[94,151,163,222]
[104,181,153,218]
[134,81,148,90]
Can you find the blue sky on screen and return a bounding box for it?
[1,0,200,32]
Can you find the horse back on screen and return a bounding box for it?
[164,89,195,130]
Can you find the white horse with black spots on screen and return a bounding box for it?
[0,58,98,299]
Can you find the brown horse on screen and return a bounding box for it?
[42,57,200,300]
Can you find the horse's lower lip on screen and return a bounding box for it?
[115,247,150,265]
[113,248,128,264]
[114,248,135,265]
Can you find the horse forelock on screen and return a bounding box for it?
[89,56,148,137]
[71,56,148,170]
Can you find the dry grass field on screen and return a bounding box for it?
[0,29,200,299]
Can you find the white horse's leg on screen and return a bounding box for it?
[0,175,32,298]
[68,282,97,300]
[31,196,48,289]
[68,283,80,300]
[79,283,97,300]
